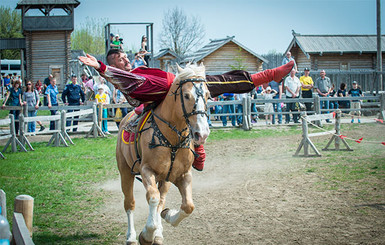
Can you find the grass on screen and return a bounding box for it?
[0,136,119,244]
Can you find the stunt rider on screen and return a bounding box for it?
[79,49,294,171]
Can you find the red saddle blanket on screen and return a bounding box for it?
[122,111,152,144]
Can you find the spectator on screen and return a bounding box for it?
[45,78,59,130]
[3,74,11,90]
[284,69,301,124]
[94,76,111,102]
[112,87,128,128]
[221,93,236,127]
[95,87,110,135]
[43,74,53,106]
[141,35,151,66]
[111,34,123,50]
[249,88,258,123]
[235,93,247,126]
[268,80,282,124]
[348,81,363,123]
[131,52,147,69]
[2,79,23,134]
[337,82,350,109]
[35,80,43,94]
[62,74,85,132]
[282,52,297,70]
[300,67,314,114]
[22,80,43,134]
[329,84,338,110]
[261,86,277,125]
[315,70,332,122]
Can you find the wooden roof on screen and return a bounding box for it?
[286,32,385,58]
[16,0,80,8]
[154,48,178,60]
[183,36,268,63]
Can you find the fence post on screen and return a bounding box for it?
[19,114,25,146]
[14,195,34,237]
[61,110,74,145]
[10,114,17,152]
[335,109,341,150]
[380,93,385,119]
[0,189,6,220]
[241,97,250,130]
[98,103,103,129]
[314,94,322,127]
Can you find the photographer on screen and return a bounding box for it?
[110,34,123,50]
[131,51,147,68]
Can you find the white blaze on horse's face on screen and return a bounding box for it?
[188,82,210,145]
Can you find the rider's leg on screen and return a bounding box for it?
[192,144,206,171]
[251,61,295,86]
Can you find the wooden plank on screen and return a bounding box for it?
[306,113,334,121]
[12,213,35,245]
[0,189,6,220]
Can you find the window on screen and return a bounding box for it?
[340,62,349,70]
[10,64,21,70]
[1,65,8,70]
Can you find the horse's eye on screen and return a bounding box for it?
[184,93,190,100]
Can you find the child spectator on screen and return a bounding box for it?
[337,83,349,109]
[329,84,338,110]
[261,86,277,125]
[95,87,110,135]
[35,80,43,94]
[348,81,363,123]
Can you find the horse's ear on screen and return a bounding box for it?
[199,62,204,67]
[176,64,183,73]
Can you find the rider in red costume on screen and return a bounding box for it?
[79,49,294,171]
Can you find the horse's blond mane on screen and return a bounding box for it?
[175,63,206,82]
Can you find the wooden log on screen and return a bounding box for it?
[14,195,34,237]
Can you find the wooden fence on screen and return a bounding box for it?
[0,189,34,245]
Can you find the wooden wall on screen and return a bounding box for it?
[25,30,71,90]
[202,42,263,74]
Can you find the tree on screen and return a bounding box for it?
[158,7,205,59]
[0,6,23,59]
[71,17,107,55]
[262,49,283,70]
[229,47,249,71]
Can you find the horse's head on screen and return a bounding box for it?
[172,63,210,145]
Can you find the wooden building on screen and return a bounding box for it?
[154,48,178,71]
[16,0,80,90]
[182,36,267,75]
[285,32,385,91]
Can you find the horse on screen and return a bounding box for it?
[116,63,211,245]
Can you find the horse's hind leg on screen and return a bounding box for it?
[117,154,137,244]
[161,171,194,227]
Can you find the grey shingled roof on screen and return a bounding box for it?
[16,0,80,7]
[154,48,178,60]
[286,34,385,58]
[183,36,268,63]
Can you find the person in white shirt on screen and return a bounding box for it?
[284,69,301,123]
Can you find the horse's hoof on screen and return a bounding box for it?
[160,208,169,219]
[138,232,152,245]
[153,236,163,245]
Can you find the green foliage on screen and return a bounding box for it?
[0,6,23,59]
[228,47,248,71]
[71,17,107,55]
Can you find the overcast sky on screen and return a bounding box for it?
[3,0,383,55]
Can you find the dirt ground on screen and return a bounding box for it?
[97,125,384,245]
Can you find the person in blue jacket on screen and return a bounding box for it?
[62,74,85,132]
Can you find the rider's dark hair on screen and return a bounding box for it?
[107,49,125,65]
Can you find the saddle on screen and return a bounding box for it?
[121,110,152,145]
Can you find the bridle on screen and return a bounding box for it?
[176,78,208,129]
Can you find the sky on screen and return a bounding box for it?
[2,0,383,55]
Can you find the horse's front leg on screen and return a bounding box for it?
[139,167,161,244]
[161,171,194,227]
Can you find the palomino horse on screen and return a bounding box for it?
[116,63,210,245]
